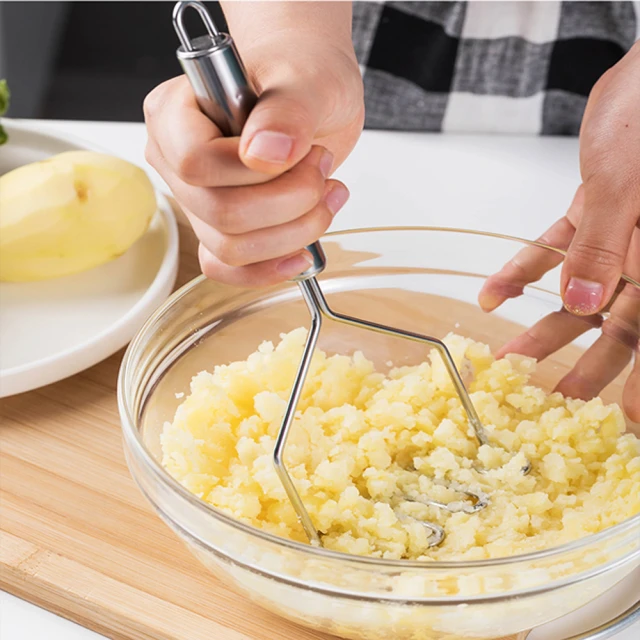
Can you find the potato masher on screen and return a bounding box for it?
[172,0,530,548]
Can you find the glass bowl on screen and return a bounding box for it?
[118,228,640,640]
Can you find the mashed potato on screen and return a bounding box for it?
[161,329,640,561]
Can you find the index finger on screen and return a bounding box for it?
[478,216,574,313]
[143,75,275,187]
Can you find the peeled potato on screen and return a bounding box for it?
[0,150,157,282]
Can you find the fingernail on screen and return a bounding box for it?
[564,277,604,315]
[277,252,313,277]
[246,131,293,164]
[323,184,349,216]
[319,149,334,179]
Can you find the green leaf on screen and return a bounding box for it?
[0,79,9,145]
[0,79,9,116]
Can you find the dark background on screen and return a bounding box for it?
[1,1,226,121]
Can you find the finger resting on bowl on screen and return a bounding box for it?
[496,309,602,361]
[478,217,574,313]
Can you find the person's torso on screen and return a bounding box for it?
[353,1,640,135]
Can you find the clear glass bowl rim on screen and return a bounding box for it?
[118,226,640,571]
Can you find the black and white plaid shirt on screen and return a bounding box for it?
[353,1,640,135]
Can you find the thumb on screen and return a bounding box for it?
[238,82,330,175]
[561,184,635,316]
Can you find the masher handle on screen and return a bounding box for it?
[173,0,326,281]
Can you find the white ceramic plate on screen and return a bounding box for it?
[0,120,180,397]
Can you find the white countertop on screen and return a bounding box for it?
[1,119,638,640]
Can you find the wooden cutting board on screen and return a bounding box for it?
[0,201,527,640]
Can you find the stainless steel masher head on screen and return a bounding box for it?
[173,0,530,549]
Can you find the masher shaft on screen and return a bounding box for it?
[273,280,324,546]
